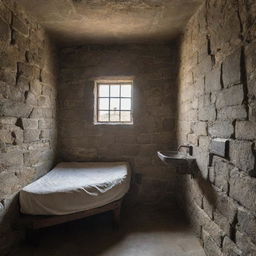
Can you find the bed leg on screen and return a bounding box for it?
[112,204,121,229]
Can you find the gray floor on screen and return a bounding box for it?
[10,204,205,256]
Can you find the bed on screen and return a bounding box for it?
[19,162,131,230]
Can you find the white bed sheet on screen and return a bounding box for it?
[19,162,131,215]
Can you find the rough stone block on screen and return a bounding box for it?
[17,62,37,79]
[0,2,11,23]
[197,55,212,76]
[0,100,32,117]
[236,121,256,140]
[210,138,229,158]
[203,197,213,219]
[25,91,37,105]
[213,158,234,193]
[189,109,198,121]
[185,202,202,236]
[0,69,16,87]
[216,84,244,109]
[202,230,223,256]
[30,79,42,95]
[213,211,230,236]
[249,104,256,122]
[208,120,234,138]
[20,118,38,129]
[16,75,30,90]
[223,49,241,87]
[0,151,23,167]
[208,1,240,56]
[0,130,13,144]
[40,69,54,84]
[229,140,255,173]
[222,236,242,256]
[205,67,221,92]
[183,70,193,86]
[38,95,51,107]
[190,180,203,207]
[24,149,53,166]
[12,15,29,36]
[199,105,216,121]
[34,159,55,177]
[194,146,209,178]
[197,203,225,247]
[194,76,205,96]
[42,84,55,97]
[24,129,40,143]
[40,129,51,139]
[208,166,215,183]
[30,107,53,118]
[12,128,23,145]
[0,171,20,198]
[217,105,247,120]
[192,121,207,136]
[237,207,256,245]
[199,136,210,150]
[11,28,28,49]
[248,78,256,101]
[0,18,10,49]
[187,133,198,145]
[245,42,256,81]
[0,117,17,125]
[230,169,256,211]
[199,94,211,108]
[215,192,237,224]
[236,231,256,256]
[0,48,19,70]
[0,81,26,102]
[191,97,198,109]
[38,119,53,129]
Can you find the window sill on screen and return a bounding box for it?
[94,122,133,126]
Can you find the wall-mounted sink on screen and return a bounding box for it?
[157,151,195,163]
[157,146,197,175]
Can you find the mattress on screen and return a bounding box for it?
[19,162,131,215]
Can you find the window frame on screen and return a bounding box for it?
[94,80,134,125]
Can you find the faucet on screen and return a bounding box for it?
[178,145,193,156]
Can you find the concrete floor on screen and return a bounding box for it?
[10,204,205,256]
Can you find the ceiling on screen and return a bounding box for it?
[19,0,203,46]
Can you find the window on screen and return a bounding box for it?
[94,81,133,124]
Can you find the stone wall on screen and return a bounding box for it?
[177,0,256,255]
[58,43,179,204]
[0,0,58,253]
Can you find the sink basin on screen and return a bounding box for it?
[157,151,195,163]
[157,151,197,175]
